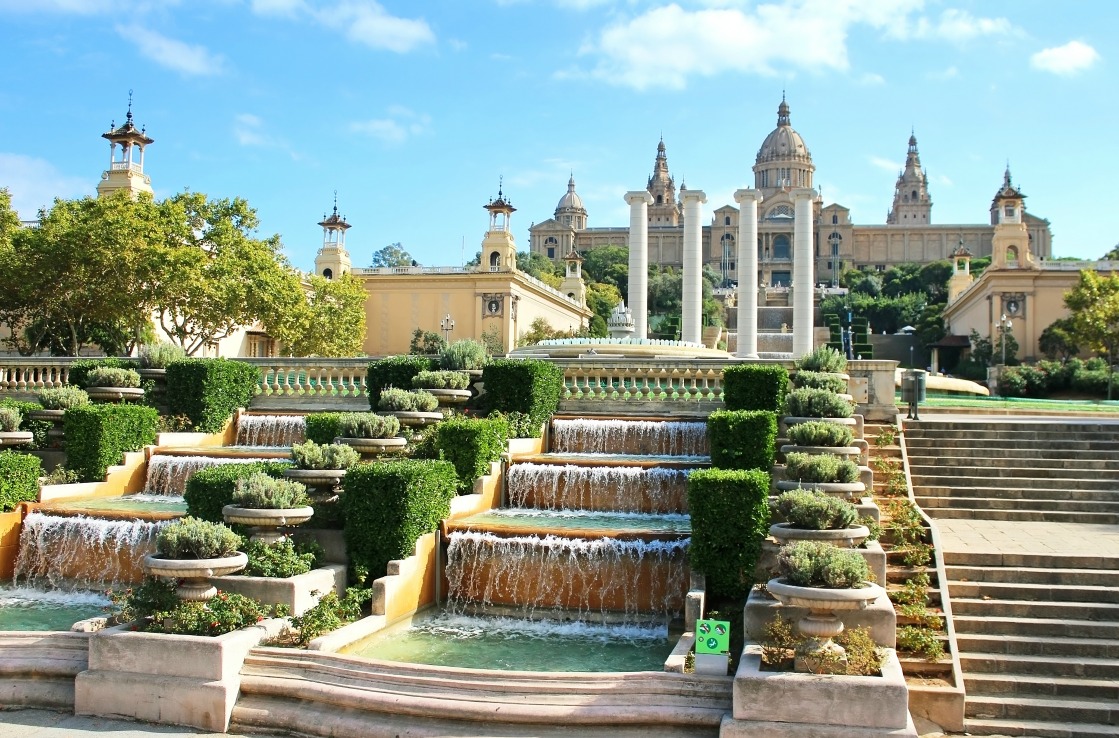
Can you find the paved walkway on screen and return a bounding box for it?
[0,710,265,737]
[935,518,1119,556]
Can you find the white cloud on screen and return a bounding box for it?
[350,106,431,144]
[869,156,899,173]
[1030,40,1100,75]
[896,8,1017,43]
[0,153,91,220]
[117,24,224,76]
[311,2,434,53]
[858,72,885,85]
[232,113,303,160]
[249,0,305,17]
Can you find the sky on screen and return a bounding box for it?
[0,0,1115,273]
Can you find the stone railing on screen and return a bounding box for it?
[241,358,371,400]
[554,359,729,403]
[0,358,73,394]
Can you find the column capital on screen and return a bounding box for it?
[681,189,707,204]
[624,190,654,206]
[733,189,762,205]
[791,187,816,202]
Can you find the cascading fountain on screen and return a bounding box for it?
[144,454,277,495]
[236,414,305,447]
[507,463,690,513]
[549,418,708,457]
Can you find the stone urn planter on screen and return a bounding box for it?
[779,443,861,458]
[143,552,248,601]
[283,467,347,490]
[0,431,33,448]
[335,435,407,454]
[378,410,443,428]
[775,479,866,498]
[137,368,167,382]
[87,386,145,403]
[222,505,315,545]
[767,577,884,672]
[769,522,870,548]
[425,388,472,407]
[28,408,66,445]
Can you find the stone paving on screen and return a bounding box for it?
[935,518,1119,556]
[0,710,264,737]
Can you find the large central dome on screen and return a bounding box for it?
[753,95,814,191]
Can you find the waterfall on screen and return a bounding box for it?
[237,414,306,447]
[144,454,280,495]
[507,463,690,514]
[444,530,690,622]
[550,419,709,457]
[14,512,165,590]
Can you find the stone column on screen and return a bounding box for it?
[792,188,816,358]
[624,191,654,339]
[733,189,762,358]
[681,189,707,344]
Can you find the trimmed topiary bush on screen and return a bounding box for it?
[439,339,489,371]
[774,489,858,530]
[687,467,771,600]
[482,359,563,436]
[185,461,292,523]
[232,472,309,509]
[0,451,42,512]
[377,387,439,412]
[84,367,141,388]
[783,452,860,484]
[795,346,847,374]
[67,358,140,390]
[64,404,158,482]
[156,516,241,559]
[787,421,854,448]
[434,416,508,494]
[139,342,187,370]
[707,410,777,471]
[337,412,400,439]
[412,370,470,390]
[166,358,260,433]
[784,387,854,418]
[722,364,789,412]
[366,356,436,409]
[776,540,870,588]
[304,413,343,445]
[37,386,90,410]
[340,459,458,579]
[291,441,361,470]
[791,370,847,394]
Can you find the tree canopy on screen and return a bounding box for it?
[1064,271,1119,390]
[268,273,367,357]
[370,243,415,268]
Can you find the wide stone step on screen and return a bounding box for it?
[959,652,1119,679]
[920,487,1119,502]
[964,716,1119,738]
[910,463,1119,481]
[956,633,1119,659]
[967,673,1119,702]
[912,475,1119,491]
[919,507,1119,524]
[920,496,1119,513]
[952,615,1119,640]
[965,694,1119,727]
[950,581,1119,605]
[905,424,1119,437]
[907,452,1119,467]
[944,551,1119,570]
[952,598,1119,622]
[947,565,1119,587]
[905,436,1119,451]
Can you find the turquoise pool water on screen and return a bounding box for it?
[46,494,187,516]
[349,614,674,672]
[0,586,108,631]
[458,509,691,536]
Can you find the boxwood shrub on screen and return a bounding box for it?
[67,358,140,390]
[0,451,42,512]
[722,364,789,412]
[304,412,343,445]
[791,370,848,394]
[184,461,291,523]
[434,416,508,494]
[64,404,158,482]
[366,356,436,409]
[707,410,777,471]
[687,468,770,600]
[784,387,854,418]
[482,359,563,435]
[340,459,457,579]
[167,358,260,433]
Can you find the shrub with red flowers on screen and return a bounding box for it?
[108,577,276,637]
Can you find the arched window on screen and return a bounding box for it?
[773,235,790,260]
[911,190,918,199]
[322,268,333,280]
[832,214,838,225]
[657,195,663,204]
[489,251,500,269]
[724,216,732,226]
[766,204,793,219]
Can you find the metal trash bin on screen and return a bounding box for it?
[903,369,927,419]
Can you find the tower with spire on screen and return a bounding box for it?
[886,132,932,224]
[479,180,518,272]
[314,193,352,280]
[989,166,1036,269]
[554,174,587,230]
[647,138,680,225]
[96,92,154,200]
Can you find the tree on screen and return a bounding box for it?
[517,251,559,282]
[370,243,415,268]
[580,245,629,296]
[1104,243,1119,260]
[1064,270,1119,398]
[1038,317,1080,361]
[269,273,367,357]
[409,328,446,355]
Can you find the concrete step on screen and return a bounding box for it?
[906,452,1119,467]
[952,615,1119,640]
[947,565,1119,587]
[944,552,1119,570]
[952,598,1119,622]
[905,423,1119,436]
[949,581,1119,605]
[955,633,1119,659]
[911,475,1119,491]
[919,487,1119,502]
[965,694,1119,727]
[919,507,1119,524]
[919,496,1119,513]
[905,436,1119,451]
[964,717,1119,738]
[909,463,1119,481]
[959,652,1119,679]
[965,673,1119,701]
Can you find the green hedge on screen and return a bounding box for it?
[184,461,291,523]
[435,416,508,494]
[687,468,771,600]
[722,364,789,412]
[340,459,457,579]
[0,451,42,512]
[68,358,140,389]
[0,399,50,448]
[366,356,436,410]
[304,413,343,445]
[167,359,260,433]
[707,410,777,471]
[64,404,158,482]
[482,359,563,436]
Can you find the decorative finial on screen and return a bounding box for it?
[126,89,134,122]
[333,189,339,215]
[498,175,504,199]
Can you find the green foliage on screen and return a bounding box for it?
[304,413,342,445]
[776,541,870,588]
[409,328,447,356]
[336,412,400,439]
[366,355,436,408]
[0,406,20,432]
[787,421,853,448]
[783,451,860,484]
[412,370,470,390]
[836,626,885,676]
[0,399,50,448]
[84,366,141,388]
[774,489,858,530]
[269,272,368,358]
[277,586,371,647]
[138,342,187,369]
[290,441,361,470]
[166,358,259,433]
[68,358,140,390]
[156,516,242,559]
[481,359,564,435]
[706,410,777,471]
[108,577,180,625]
[1038,317,1080,361]
[340,460,457,579]
[819,291,928,337]
[795,346,847,373]
[148,590,271,637]
[434,416,508,494]
[64,404,158,482]
[185,461,291,523]
[439,339,489,371]
[486,410,537,438]
[784,388,854,418]
[791,370,847,394]
[377,387,439,412]
[36,386,90,410]
[370,242,415,268]
[722,364,788,412]
[232,472,309,509]
[896,626,945,661]
[0,451,42,512]
[242,538,318,578]
[687,468,770,600]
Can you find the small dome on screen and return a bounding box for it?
[755,96,811,166]
[556,175,585,212]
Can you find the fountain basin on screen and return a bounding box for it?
[0,586,109,631]
[39,495,186,520]
[447,510,691,540]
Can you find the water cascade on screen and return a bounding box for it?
[236,414,306,447]
[145,454,278,495]
[550,418,708,457]
[507,463,690,514]
[14,512,165,589]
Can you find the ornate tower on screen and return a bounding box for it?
[314,194,352,280]
[990,167,1036,270]
[554,174,587,230]
[947,242,974,304]
[479,181,517,272]
[886,132,932,224]
[646,138,680,226]
[560,248,587,307]
[753,94,814,197]
[96,93,154,200]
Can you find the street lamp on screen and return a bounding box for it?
[440,314,455,343]
[998,313,1012,365]
[829,234,841,289]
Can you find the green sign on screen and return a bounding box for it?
[695,618,730,654]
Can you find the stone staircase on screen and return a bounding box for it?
[905,419,1119,737]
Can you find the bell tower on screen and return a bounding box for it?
[479,180,517,272]
[990,166,1037,270]
[314,193,352,279]
[886,131,932,224]
[96,91,154,200]
[646,138,680,226]
[947,242,974,304]
[560,248,587,307]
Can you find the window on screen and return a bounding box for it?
[322,268,333,279]
[767,204,793,219]
[725,216,731,226]
[489,251,500,268]
[832,214,838,225]
[827,261,833,270]
[547,247,555,258]
[772,235,790,260]
[912,190,918,199]
[875,264,887,272]
[1004,205,1015,217]
[657,195,663,205]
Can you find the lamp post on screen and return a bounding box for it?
[440,314,455,344]
[999,313,1011,365]
[829,234,840,289]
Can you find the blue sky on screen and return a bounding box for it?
[0,0,1114,271]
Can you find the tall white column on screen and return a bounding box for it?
[624,191,653,339]
[681,189,707,344]
[792,188,816,358]
[733,189,762,358]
